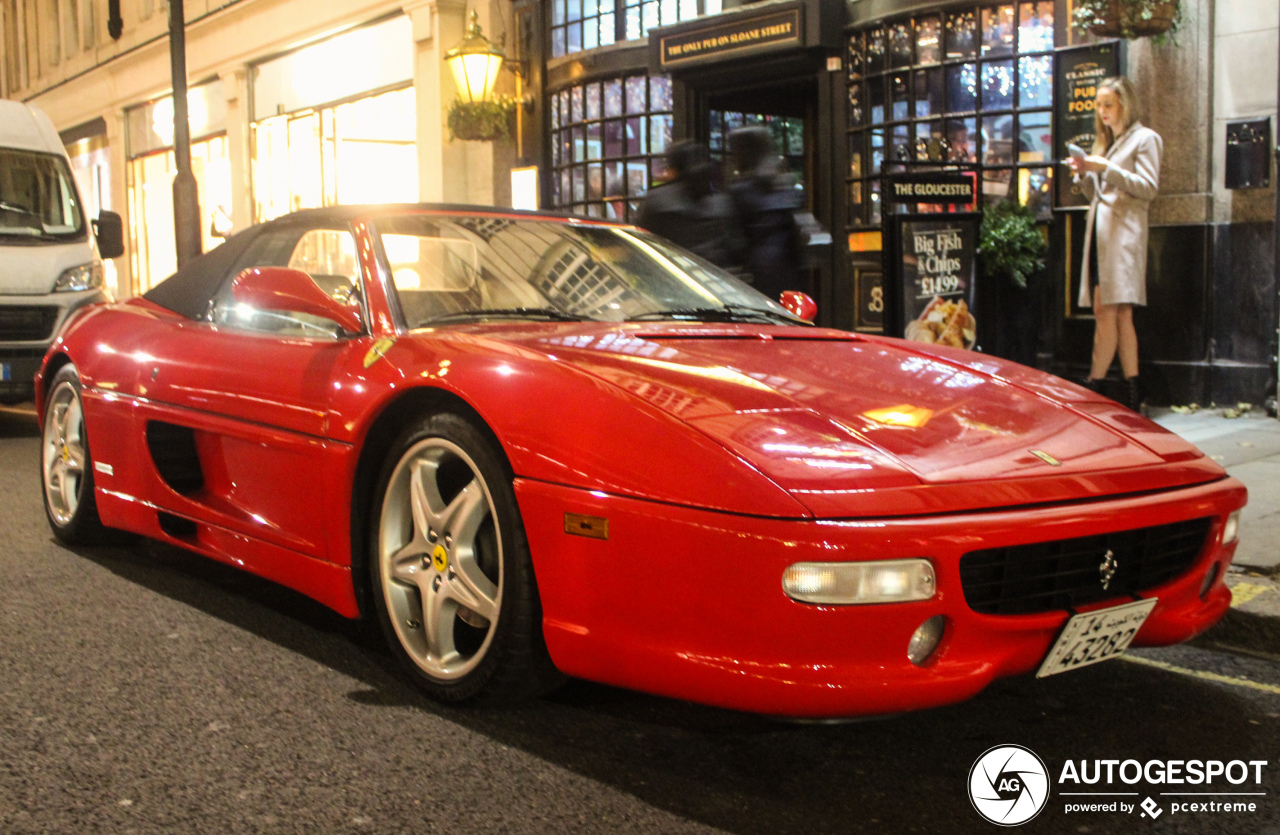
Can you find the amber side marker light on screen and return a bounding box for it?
[565,513,609,540]
[782,559,936,605]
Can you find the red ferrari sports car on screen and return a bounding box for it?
[37,204,1245,718]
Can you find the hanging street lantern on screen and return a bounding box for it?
[445,11,506,105]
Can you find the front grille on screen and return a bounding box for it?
[0,306,59,341]
[959,518,1213,615]
[0,347,46,358]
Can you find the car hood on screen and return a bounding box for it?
[514,323,1222,517]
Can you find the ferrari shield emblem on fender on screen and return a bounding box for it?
[363,337,396,368]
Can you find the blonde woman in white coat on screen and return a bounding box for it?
[1067,76,1162,412]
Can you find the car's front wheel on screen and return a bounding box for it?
[41,363,113,545]
[370,412,559,705]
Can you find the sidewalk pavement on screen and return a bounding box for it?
[1149,405,1280,656]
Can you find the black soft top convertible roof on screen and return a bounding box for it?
[141,204,578,321]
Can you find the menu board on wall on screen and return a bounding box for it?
[1054,42,1122,208]
[899,217,979,350]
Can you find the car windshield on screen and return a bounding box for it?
[0,149,85,241]
[372,215,803,328]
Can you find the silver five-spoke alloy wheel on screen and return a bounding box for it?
[377,436,503,681]
[43,377,89,526]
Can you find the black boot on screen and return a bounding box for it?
[1124,376,1142,413]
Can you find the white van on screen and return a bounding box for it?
[1,100,123,404]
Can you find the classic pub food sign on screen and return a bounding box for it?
[1054,42,1121,208]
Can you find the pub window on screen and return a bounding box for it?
[847,1,1056,227]
[550,0,721,58]
[547,74,673,221]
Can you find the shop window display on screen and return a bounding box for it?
[124,81,232,293]
[847,1,1055,226]
[251,86,417,223]
[549,75,673,220]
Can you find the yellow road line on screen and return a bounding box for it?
[1121,655,1280,696]
[1231,582,1273,608]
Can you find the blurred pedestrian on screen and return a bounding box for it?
[1068,76,1162,412]
[726,126,806,301]
[635,140,742,269]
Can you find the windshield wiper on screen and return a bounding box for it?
[420,307,594,324]
[626,304,800,325]
[0,199,36,217]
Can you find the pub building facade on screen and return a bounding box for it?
[4,0,1273,408]
[516,0,1277,408]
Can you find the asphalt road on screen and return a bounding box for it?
[3,405,1280,835]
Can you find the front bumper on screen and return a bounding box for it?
[1,290,107,403]
[516,476,1246,718]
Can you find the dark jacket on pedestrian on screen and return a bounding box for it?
[635,150,743,270]
[726,127,805,301]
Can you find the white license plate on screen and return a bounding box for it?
[0,362,9,381]
[1036,598,1158,678]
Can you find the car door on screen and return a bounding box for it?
[133,221,372,558]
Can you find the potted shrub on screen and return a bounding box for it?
[1073,0,1180,40]
[447,96,517,142]
[978,200,1046,366]
[979,200,1046,291]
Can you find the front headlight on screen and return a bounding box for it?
[1222,509,1242,545]
[54,260,105,292]
[782,558,936,605]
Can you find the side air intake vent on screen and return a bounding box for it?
[157,512,198,539]
[146,421,204,494]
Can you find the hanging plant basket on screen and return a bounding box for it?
[1074,0,1180,40]
[447,97,516,142]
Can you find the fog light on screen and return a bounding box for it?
[1222,510,1242,545]
[781,559,935,605]
[908,615,946,666]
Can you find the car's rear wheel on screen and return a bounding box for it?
[370,412,559,705]
[41,364,112,545]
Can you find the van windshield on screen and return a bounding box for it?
[0,148,85,240]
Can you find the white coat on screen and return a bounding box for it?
[1076,121,1163,308]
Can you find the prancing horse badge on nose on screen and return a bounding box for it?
[1099,549,1118,590]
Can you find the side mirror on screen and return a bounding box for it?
[93,210,125,260]
[780,290,817,323]
[231,267,363,334]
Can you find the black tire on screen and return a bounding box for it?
[368,411,561,705]
[41,364,114,545]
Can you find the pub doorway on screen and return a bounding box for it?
[688,79,833,318]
